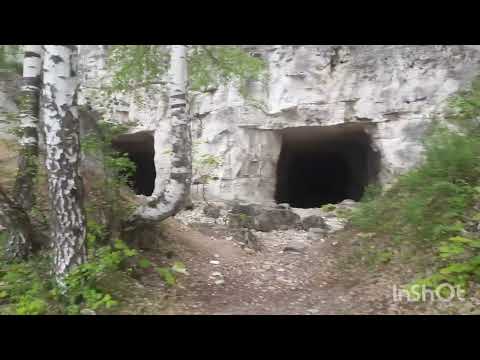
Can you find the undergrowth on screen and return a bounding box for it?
[350,77,480,294]
[0,118,187,315]
[0,226,187,315]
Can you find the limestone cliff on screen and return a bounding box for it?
[3,45,480,207]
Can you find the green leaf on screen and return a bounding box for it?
[123,248,138,257]
[113,239,127,250]
[439,263,475,275]
[438,243,465,258]
[156,267,176,286]
[171,261,188,275]
[138,258,152,269]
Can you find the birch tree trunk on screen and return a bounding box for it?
[129,45,191,224]
[0,186,33,260]
[13,45,42,211]
[42,45,86,280]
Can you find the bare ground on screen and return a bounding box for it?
[111,217,479,315]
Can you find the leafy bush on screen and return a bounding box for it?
[0,45,22,74]
[82,120,137,244]
[156,261,187,287]
[350,76,480,292]
[351,126,480,243]
[0,224,144,315]
[57,239,138,314]
[0,253,53,315]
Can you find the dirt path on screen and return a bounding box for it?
[115,218,427,315]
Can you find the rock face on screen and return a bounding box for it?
[76,45,480,206]
[254,208,301,232]
[3,45,480,207]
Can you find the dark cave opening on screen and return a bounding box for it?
[112,131,156,196]
[275,124,381,208]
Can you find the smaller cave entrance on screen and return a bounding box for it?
[275,124,381,208]
[111,131,156,196]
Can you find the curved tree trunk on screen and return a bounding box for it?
[0,186,33,261]
[13,45,42,211]
[129,45,191,224]
[42,45,86,281]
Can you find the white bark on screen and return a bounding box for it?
[13,45,43,210]
[42,45,86,280]
[4,46,43,260]
[19,45,42,148]
[130,45,191,223]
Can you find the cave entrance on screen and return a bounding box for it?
[111,131,156,196]
[275,124,380,208]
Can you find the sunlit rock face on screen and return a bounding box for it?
[5,45,480,206]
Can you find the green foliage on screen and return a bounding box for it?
[0,231,6,246]
[350,75,480,292]
[156,267,176,287]
[351,124,480,242]
[335,207,353,219]
[171,261,188,275]
[0,45,22,74]
[86,219,106,249]
[321,204,337,212]
[0,253,52,315]
[105,45,267,103]
[106,45,169,95]
[57,239,138,314]
[82,120,137,243]
[188,46,267,93]
[82,121,135,176]
[408,235,480,291]
[156,261,187,287]
[138,258,152,269]
[192,141,223,203]
[447,77,480,133]
[0,224,149,314]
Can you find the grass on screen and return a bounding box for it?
[348,77,480,292]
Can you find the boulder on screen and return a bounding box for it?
[301,215,328,231]
[203,203,222,219]
[228,203,300,232]
[254,208,300,232]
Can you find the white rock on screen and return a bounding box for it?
[209,260,220,265]
[58,46,480,209]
